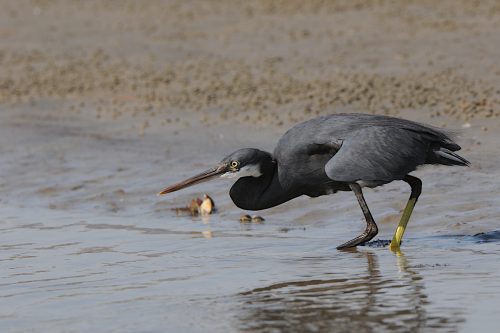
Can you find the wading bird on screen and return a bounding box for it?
[159,113,469,250]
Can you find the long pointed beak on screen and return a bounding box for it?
[158,164,228,195]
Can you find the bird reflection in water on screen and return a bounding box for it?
[236,250,463,333]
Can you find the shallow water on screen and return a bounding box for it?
[1,108,500,332]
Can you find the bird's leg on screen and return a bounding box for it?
[337,183,378,249]
[389,175,422,251]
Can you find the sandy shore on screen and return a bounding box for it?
[2,0,498,219]
[1,0,500,128]
[1,1,500,332]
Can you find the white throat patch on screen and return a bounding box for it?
[220,164,262,179]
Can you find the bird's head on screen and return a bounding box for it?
[158,148,269,195]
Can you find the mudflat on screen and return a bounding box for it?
[1,1,499,332]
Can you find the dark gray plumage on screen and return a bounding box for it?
[275,113,466,188]
[159,113,469,249]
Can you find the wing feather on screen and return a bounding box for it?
[325,126,428,183]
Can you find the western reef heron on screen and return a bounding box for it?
[159,113,469,250]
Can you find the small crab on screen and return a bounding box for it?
[173,194,216,216]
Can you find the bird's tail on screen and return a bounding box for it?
[430,147,470,166]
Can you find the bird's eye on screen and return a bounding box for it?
[230,161,240,169]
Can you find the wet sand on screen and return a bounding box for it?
[1,1,500,332]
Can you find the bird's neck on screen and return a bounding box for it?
[229,152,299,210]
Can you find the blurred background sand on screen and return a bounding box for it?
[1,0,500,127]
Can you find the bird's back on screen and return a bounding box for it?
[274,113,468,192]
[276,113,458,152]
